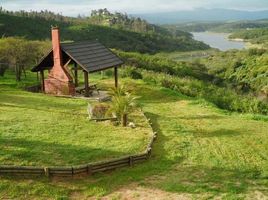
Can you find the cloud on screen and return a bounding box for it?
[1,0,268,16]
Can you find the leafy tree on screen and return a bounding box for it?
[0,37,50,81]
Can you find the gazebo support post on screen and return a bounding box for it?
[84,70,89,97]
[114,66,118,88]
[74,62,78,87]
[40,70,45,93]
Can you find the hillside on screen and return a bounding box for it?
[0,10,209,53]
[166,19,268,33]
[229,28,268,47]
[0,75,268,199]
[203,49,268,99]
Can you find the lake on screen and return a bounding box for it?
[191,32,246,51]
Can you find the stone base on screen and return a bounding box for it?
[44,78,75,96]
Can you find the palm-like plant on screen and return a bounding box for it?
[109,85,137,126]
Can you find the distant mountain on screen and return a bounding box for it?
[132,9,268,24]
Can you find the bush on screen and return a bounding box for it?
[130,70,142,79]
[88,103,110,119]
[104,69,114,77]
[121,66,142,79]
[108,85,137,126]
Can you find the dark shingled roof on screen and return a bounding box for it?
[32,41,123,73]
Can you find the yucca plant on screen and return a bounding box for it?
[108,85,137,126]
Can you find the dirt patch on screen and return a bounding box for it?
[101,183,191,200]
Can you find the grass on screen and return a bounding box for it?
[0,73,267,199]
[0,72,151,166]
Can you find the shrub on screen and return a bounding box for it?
[121,66,142,79]
[88,103,110,119]
[104,69,114,77]
[108,85,137,126]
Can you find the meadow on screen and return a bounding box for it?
[0,73,267,199]
[0,72,151,166]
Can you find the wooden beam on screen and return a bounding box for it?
[114,67,118,88]
[40,70,45,93]
[74,63,78,87]
[84,70,89,97]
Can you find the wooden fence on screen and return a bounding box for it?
[0,113,157,177]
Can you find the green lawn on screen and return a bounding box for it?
[0,74,267,199]
[0,72,151,166]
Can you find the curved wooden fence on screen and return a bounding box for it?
[0,113,157,177]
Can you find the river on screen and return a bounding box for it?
[191,32,246,51]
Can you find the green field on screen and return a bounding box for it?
[0,72,151,166]
[0,73,267,199]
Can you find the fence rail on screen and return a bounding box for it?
[0,113,157,177]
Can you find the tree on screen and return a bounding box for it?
[0,37,50,81]
[108,85,137,127]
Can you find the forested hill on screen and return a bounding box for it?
[88,9,191,38]
[168,19,268,33]
[229,28,268,47]
[0,9,209,53]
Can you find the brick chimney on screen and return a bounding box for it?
[44,27,75,96]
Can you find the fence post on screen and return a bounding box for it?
[129,156,133,167]
[147,147,152,159]
[153,132,157,140]
[44,167,50,177]
[87,165,92,175]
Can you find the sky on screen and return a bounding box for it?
[1,0,268,16]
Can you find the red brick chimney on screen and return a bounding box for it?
[44,27,75,96]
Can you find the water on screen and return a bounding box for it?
[191,32,246,51]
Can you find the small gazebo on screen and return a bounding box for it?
[31,27,123,97]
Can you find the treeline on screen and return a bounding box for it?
[0,6,76,23]
[118,52,268,115]
[0,8,209,53]
[0,38,50,81]
[89,8,156,34]
[229,28,268,45]
[169,19,268,33]
[89,9,191,38]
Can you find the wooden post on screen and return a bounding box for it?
[74,63,78,87]
[84,70,89,97]
[40,70,45,93]
[129,156,133,167]
[44,167,50,177]
[114,66,118,88]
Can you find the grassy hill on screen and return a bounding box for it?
[0,71,151,166]
[0,10,209,53]
[0,76,267,199]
